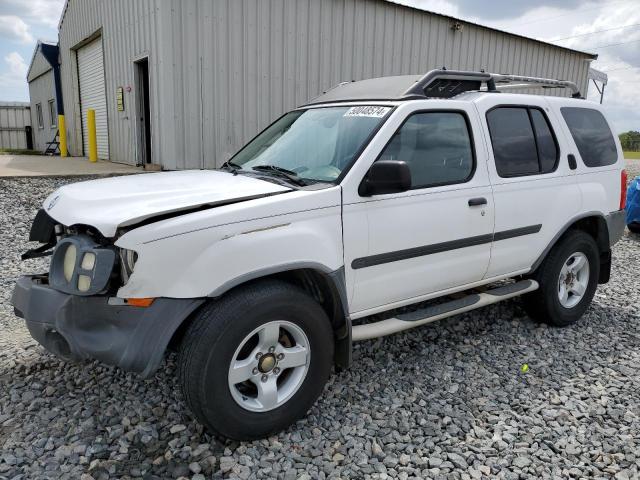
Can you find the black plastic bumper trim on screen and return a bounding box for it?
[11,275,205,378]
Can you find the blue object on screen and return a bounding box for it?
[627,176,640,227]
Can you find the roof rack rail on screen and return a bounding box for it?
[405,69,582,99]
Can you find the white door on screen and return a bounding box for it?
[77,37,109,159]
[342,101,495,316]
[474,95,581,278]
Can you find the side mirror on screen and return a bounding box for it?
[359,160,412,196]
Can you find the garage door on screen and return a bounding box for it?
[77,37,109,159]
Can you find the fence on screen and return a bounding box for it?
[0,102,32,150]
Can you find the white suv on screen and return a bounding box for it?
[13,70,627,440]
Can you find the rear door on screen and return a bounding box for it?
[475,95,581,278]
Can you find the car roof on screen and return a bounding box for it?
[305,69,584,107]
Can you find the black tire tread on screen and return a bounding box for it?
[523,230,599,327]
[177,279,333,440]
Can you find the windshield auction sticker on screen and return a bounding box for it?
[344,106,391,118]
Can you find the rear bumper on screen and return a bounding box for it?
[606,209,626,246]
[11,275,204,378]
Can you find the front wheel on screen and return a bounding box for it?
[177,280,334,440]
[523,230,600,327]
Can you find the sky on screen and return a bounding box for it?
[0,0,638,133]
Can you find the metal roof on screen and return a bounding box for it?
[383,0,598,60]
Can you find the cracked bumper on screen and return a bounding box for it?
[11,275,204,377]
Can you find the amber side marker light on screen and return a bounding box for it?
[126,298,155,307]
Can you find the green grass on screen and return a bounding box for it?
[0,148,41,155]
[624,151,640,160]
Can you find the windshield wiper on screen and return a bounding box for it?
[251,165,309,186]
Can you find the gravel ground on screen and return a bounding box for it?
[1,162,640,480]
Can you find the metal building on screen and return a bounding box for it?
[47,0,597,169]
[0,102,32,150]
[26,41,62,152]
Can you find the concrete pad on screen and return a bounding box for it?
[0,154,144,177]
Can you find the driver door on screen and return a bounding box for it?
[342,102,494,316]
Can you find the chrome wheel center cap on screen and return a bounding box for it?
[258,354,276,373]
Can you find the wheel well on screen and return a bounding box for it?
[530,215,611,284]
[168,268,351,368]
[567,216,609,253]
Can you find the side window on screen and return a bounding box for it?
[530,109,557,172]
[36,103,43,129]
[378,111,474,189]
[561,107,617,167]
[486,106,559,177]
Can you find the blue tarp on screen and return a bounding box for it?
[627,176,640,226]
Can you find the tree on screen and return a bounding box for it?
[619,131,640,151]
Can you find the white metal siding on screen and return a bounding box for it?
[57,0,595,170]
[0,103,31,149]
[78,37,109,159]
[28,70,58,151]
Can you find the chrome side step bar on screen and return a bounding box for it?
[351,279,539,341]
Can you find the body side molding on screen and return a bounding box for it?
[351,225,542,270]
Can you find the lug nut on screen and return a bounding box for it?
[261,374,269,383]
[268,346,275,353]
[273,367,280,375]
[277,353,284,360]
[252,367,259,375]
[255,352,263,359]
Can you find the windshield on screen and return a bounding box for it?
[229,106,391,183]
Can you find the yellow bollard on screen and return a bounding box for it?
[58,114,67,157]
[87,109,98,163]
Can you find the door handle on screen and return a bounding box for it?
[468,197,487,207]
[568,154,577,170]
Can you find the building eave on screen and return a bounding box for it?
[383,0,598,60]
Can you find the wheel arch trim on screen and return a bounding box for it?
[208,262,352,369]
[530,211,610,273]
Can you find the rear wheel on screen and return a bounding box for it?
[628,222,640,234]
[178,280,334,440]
[523,231,599,327]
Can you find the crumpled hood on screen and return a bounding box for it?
[43,170,292,237]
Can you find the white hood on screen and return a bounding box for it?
[43,170,292,237]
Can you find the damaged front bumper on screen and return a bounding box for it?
[11,275,204,378]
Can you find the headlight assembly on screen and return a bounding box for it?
[49,236,116,295]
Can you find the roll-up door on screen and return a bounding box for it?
[77,37,109,159]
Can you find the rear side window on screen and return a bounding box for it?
[486,107,559,177]
[561,107,617,167]
[378,111,474,189]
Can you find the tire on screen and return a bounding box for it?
[628,222,640,234]
[523,230,599,327]
[178,279,334,440]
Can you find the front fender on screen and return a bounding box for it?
[115,190,343,299]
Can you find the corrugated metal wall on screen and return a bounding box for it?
[57,0,593,169]
[0,103,32,150]
[27,71,57,151]
[58,0,159,165]
[27,48,54,83]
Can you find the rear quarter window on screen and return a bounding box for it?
[561,107,618,167]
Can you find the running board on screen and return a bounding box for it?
[351,279,539,341]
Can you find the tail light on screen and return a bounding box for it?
[620,169,628,210]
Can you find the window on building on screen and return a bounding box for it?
[377,111,474,189]
[48,99,56,128]
[36,103,43,129]
[561,107,617,167]
[486,107,559,177]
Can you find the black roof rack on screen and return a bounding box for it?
[306,69,582,105]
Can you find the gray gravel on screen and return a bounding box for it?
[1,162,640,479]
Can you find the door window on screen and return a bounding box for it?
[378,111,474,189]
[486,107,559,177]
